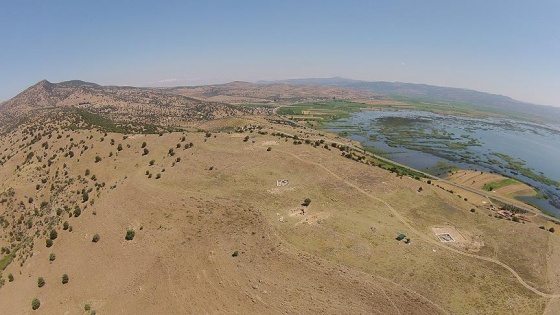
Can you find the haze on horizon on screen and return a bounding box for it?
[1,0,559,107]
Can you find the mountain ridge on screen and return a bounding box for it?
[257,77,560,121]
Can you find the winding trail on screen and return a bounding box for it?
[279,149,560,299]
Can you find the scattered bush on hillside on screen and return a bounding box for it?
[125,229,135,241]
[31,298,40,310]
[37,277,45,288]
[141,142,147,148]
[149,160,155,166]
[49,253,56,261]
[232,250,239,257]
[117,144,123,151]
[85,169,90,176]
[302,198,311,207]
[550,227,556,233]
[92,234,100,243]
[267,147,272,151]
[8,273,14,282]
[62,274,69,284]
[95,156,102,163]
[63,221,69,230]
[46,239,53,248]
[143,148,149,155]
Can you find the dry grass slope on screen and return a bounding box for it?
[0,82,558,314]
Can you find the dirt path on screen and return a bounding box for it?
[278,150,560,300]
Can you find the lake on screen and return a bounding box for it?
[324,110,560,216]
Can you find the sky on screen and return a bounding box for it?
[1,0,559,106]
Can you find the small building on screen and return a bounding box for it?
[396,233,406,241]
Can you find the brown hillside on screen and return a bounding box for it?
[0,84,558,314]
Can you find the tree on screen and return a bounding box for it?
[62,274,69,284]
[49,253,56,261]
[63,221,69,230]
[37,277,45,288]
[32,298,41,310]
[92,234,100,242]
[95,155,102,163]
[143,148,149,156]
[117,144,123,151]
[302,198,311,206]
[82,191,89,203]
[50,229,58,240]
[8,273,14,282]
[74,207,81,217]
[550,227,556,233]
[243,136,249,142]
[85,169,90,176]
[141,142,147,148]
[125,229,135,241]
[46,239,53,248]
[149,160,155,166]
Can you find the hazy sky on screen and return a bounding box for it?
[1,0,559,105]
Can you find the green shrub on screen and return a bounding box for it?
[92,234,100,243]
[85,304,91,311]
[149,160,155,166]
[302,198,311,206]
[49,253,56,261]
[74,207,81,217]
[63,221,69,230]
[143,148,149,155]
[85,169,90,176]
[62,274,69,284]
[141,142,147,148]
[125,229,135,241]
[50,230,58,240]
[232,250,239,257]
[550,227,556,233]
[37,277,45,288]
[95,156,102,163]
[32,298,40,310]
[8,273,14,282]
[46,239,53,247]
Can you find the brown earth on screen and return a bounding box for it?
[0,82,559,314]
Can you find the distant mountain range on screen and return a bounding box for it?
[258,77,560,123]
